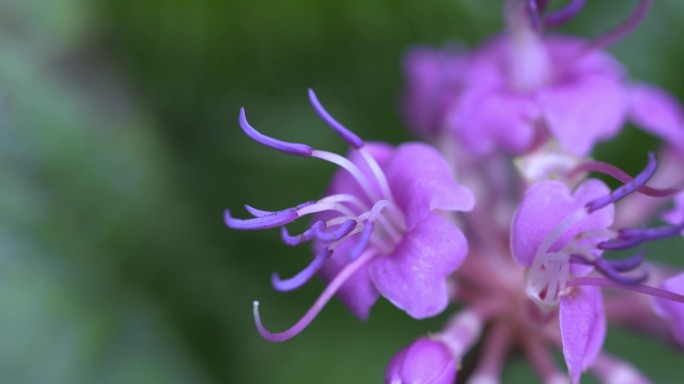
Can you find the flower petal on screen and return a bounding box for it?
[629,83,684,154]
[384,142,475,230]
[316,234,380,320]
[402,46,468,137]
[448,86,539,154]
[369,212,467,319]
[511,179,614,267]
[538,74,628,155]
[652,272,684,347]
[560,285,606,384]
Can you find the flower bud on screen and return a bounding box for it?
[385,337,455,384]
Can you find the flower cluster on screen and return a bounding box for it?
[225,0,684,382]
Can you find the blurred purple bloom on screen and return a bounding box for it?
[402,2,684,156]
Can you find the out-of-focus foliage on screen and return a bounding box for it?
[1,0,683,383]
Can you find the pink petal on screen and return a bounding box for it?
[316,235,380,320]
[652,272,684,347]
[511,179,614,267]
[385,142,474,230]
[369,212,467,319]
[538,74,628,155]
[448,86,540,154]
[402,46,468,136]
[560,285,606,384]
[629,83,684,153]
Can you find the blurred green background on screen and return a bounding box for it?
[1,0,684,383]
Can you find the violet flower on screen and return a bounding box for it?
[402,0,684,157]
[225,89,474,341]
[511,154,684,383]
[225,1,684,382]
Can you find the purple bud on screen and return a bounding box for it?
[385,337,455,384]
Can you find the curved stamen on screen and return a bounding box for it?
[527,0,542,30]
[543,0,585,27]
[225,209,298,230]
[355,200,404,246]
[603,251,645,272]
[271,248,333,292]
[297,201,357,218]
[239,108,313,157]
[571,252,646,284]
[245,201,315,218]
[315,219,357,242]
[600,221,684,250]
[308,89,364,149]
[585,0,652,52]
[348,222,374,261]
[568,158,681,198]
[312,150,379,202]
[568,276,684,304]
[593,258,648,285]
[598,236,645,251]
[253,249,378,342]
[281,221,326,246]
[586,152,657,213]
[359,148,396,203]
[319,194,368,212]
[619,221,684,242]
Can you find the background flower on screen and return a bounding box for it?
[1,0,684,383]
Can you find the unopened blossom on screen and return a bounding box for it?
[386,337,456,384]
[225,89,474,341]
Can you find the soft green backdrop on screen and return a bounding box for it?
[1,0,683,383]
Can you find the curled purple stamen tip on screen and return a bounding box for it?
[239,107,313,157]
[315,219,357,242]
[308,89,364,149]
[271,248,333,291]
[224,209,298,230]
[595,258,648,285]
[281,221,326,246]
[586,152,657,213]
[570,254,647,284]
[619,221,684,243]
[598,237,645,251]
[543,0,586,27]
[253,248,377,342]
[348,222,374,261]
[245,201,314,218]
[605,251,645,272]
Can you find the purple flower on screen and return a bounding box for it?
[510,154,684,383]
[653,273,684,347]
[402,0,684,157]
[226,89,474,341]
[385,337,456,384]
